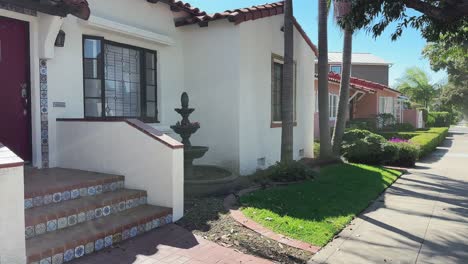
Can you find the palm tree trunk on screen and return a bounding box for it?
[332,26,353,155]
[318,0,333,160]
[281,0,294,162]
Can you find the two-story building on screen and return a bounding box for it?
[314,52,404,138]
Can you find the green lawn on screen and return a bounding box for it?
[240,163,402,247]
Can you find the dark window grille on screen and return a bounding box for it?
[272,62,283,122]
[271,54,297,123]
[82,36,158,122]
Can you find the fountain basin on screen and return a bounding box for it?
[184,165,238,197]
[184,146,209,161]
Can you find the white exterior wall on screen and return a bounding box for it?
[180,21,242,173]
[179,16,315,175]
[55,121,184,220]
[0,166,25,264]
[238,15,315,175]
[47,0,187,167]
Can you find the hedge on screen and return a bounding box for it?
[378,132,419,140]
[410,127,449,158]
[426,112,452,127]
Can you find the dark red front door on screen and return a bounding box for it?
[0,17,31,161]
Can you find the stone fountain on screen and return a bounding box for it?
[171,92,209,179]
[171,92,238,196]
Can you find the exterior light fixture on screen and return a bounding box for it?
[55,30,66,47]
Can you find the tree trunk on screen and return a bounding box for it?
[281,0,294,162]
[332,26,353,155]
[318,0,333,160]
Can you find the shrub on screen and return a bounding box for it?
[410,127,449,158]
[378,132,417,140]
[376,113,396,130]
[382,142,400,164]
[342,130,386,164]
[267,161,316,183]
[347,119,376,131]
[342,129,375,142]
[426,112,452,127]
[392,122,415,132]
[391,143,420,167]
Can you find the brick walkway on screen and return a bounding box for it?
[72,224,272,264]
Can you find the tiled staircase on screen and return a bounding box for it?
[24,168,173,264]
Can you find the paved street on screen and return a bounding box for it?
[310,122,468,264]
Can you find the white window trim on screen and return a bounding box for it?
[379,96,396,116]
[329,93,339,120]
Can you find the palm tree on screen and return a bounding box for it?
[396,67,437,109]
[332,0,353,155]
[281,0,294,162]
[317,0,334,160]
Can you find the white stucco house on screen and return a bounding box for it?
[0,0,316,263]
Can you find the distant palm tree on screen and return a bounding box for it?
[332,0,353,155]
[317,0,334,160]
[281,0,294,162]
[396,67,437,109]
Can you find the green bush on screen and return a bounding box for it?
[392,122,415,132]
[376,113,397,130]
[267,161,316,183]
[342,130,386,164]
[342,129,375,142]
[410,127,449,158]
[378,132,418,140]
[391,143,420,167]
[347,119,376,131]
[426,112,452,127]
[382,142,400,164]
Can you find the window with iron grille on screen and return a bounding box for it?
[82,36,158,122]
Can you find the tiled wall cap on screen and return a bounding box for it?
[0,143,24,169]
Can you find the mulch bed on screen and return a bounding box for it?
[176,197,313,264]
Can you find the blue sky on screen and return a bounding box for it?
[187,0,447,87]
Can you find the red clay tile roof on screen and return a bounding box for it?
[328,72,401,94]
[174,1,318,56]
[147,0,206,16]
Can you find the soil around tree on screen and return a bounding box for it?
[176,197,313,264]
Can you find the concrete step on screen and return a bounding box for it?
[25,189,147,239]
[26,205,173,264]
[24,168,125,210]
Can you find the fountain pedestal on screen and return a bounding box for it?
[171,93,209,180]
[171,92,237,196]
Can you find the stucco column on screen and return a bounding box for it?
[0,146,26,264]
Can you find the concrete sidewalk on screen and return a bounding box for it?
[310,124,468,264]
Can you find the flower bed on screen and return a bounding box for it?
[342,127,449,167]
[379,127,449,158]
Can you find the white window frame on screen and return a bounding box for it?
[329,93,339,120]
[330,65,342,74]
[379,96,396,116]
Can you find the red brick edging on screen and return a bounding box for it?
[224,192,321,254]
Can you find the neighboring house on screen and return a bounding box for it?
[0,1,316,263]
[323,52,392,86]
[314,72,402,139]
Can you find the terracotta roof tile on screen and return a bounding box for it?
[147,0,206,16]
[327,72,400,94]
[174,1,318,56]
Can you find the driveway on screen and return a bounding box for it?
[310,123,468,264]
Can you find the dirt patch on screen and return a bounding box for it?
[176,197,313,264]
